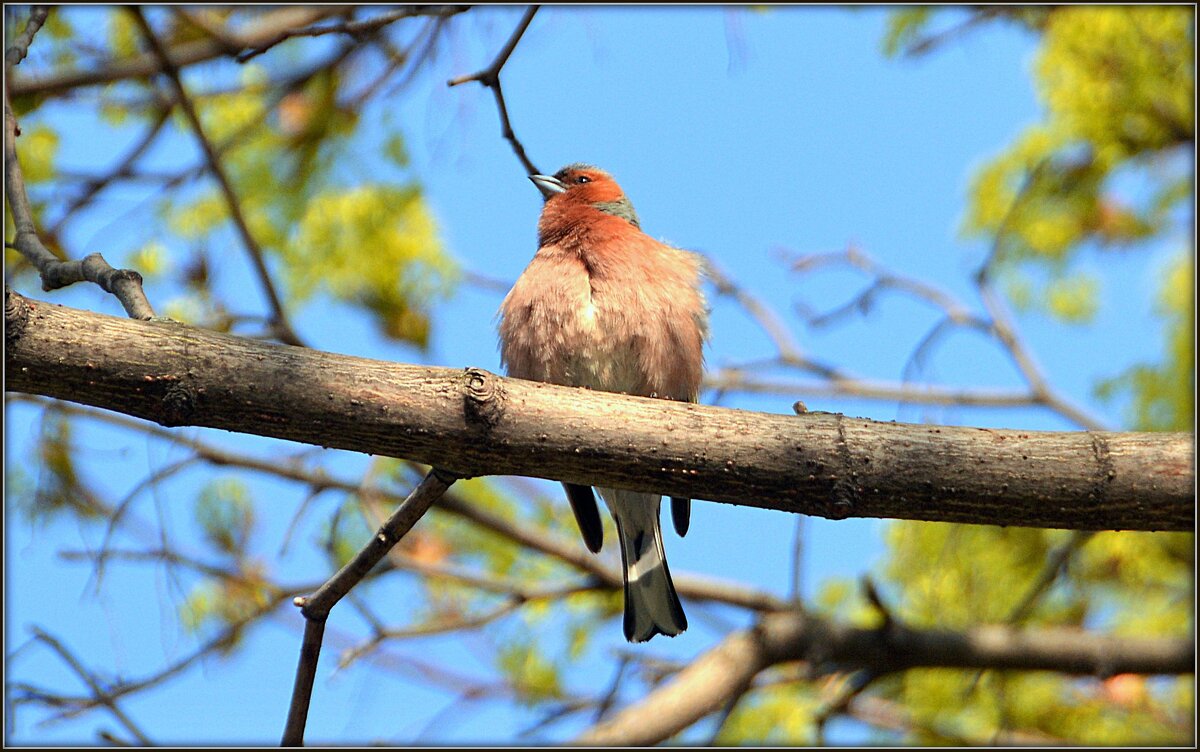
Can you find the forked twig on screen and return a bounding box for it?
[5,7,156,319]
[281,469,458,746]
[448,6,540,175]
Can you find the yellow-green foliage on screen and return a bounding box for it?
[18,410,105,521]
[715,683,820,745]
[1037,7,1192,161]
[873,520,1193,745]
[497,639,564,704]
[956,6,1195,438]
[157,66,458,347]
[1044,273,1099,323]
[17,125,58,184]
[285,184,456,347]
[873,13,1200,734]
[420,477,617,619]
[180,561,275,653]
[1075,530,1194,635]
[412,476,621,691]
[181,479,274,649]
[195,478,256,556]
[105,10,139,60]
[879,6,935,57]
[963,6,1192,277]
[897,668,1189,745]
[883,524,1088,627]
[126,241,170,279]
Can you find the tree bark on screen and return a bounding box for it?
[5,290,1194,531]
[575,609,1196,745]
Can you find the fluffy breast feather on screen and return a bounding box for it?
[499,229,707,401]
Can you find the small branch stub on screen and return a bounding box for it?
[463,367,506,430]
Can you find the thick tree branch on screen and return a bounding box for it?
[6,291,1193,532]
[575,609,1195,745]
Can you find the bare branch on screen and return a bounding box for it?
[448,6,541,175]
[971,158,1115,433]
[785,243,1111,430]
[961,529,1097,696]
[6,291,1192,532]
[898,8,1006,58]
[704,369,1042,408]
[813,669,883,745]
[576,609,1194,744]
[847,694,1066,745]
[46,106,171,239]
[7,7,351,97]
[129,7,302,346]
[281,469,458,746]
[705,256,843,379]
[9,393,788,614]
[28,629,153,745]
[4,4,48,68]
[17,590,298,727]
[3,7,156,320]
[236,5,470,63]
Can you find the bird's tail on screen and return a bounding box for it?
[597,488,687,642]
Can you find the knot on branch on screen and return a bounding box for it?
[4,287,30,348]
[827,413,861,520]
[87,254,144,294]
[462,367,506,430]
[157,381,198,427]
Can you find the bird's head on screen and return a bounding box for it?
[530,163,641,230]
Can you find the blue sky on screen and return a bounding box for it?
[4,6,1180,745]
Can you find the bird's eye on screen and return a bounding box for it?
[575,175,591,184]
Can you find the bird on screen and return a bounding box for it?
[497,163,708,642]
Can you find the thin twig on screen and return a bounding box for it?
[786,241,1110,430]
[704,369,1040,407]
[788,514,805,604]
[5,4,49,67]
[129,7,303,346]
[46,106,171,239]
[281,469,458,746]
[8,6,351,98]
[971,159,1111,431]
[706,255,844,379]
[899,7,1004,58]
[29,629,154,745]
[448,6,541,175]
[3,6,156,320]
[236,5,468,63]
[961,529,1096,697]
[703,683,753,745]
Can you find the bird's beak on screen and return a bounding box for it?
[529,174,567,200]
